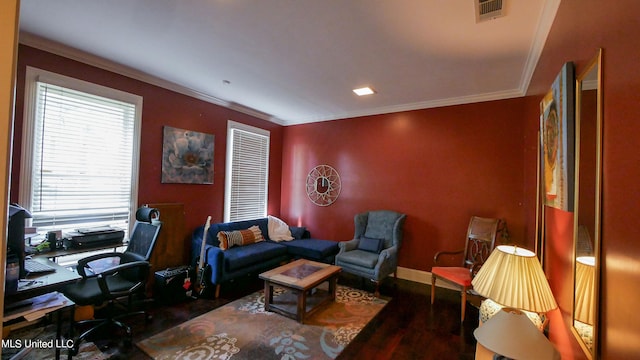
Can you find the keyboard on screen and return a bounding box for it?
[24,259,56,274]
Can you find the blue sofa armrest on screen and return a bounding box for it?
[203,245,225,284]
[192,225,225,284]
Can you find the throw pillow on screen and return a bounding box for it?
[217,225,265,250]
[289,226,307,240]
[267,215,294,242]
[357,236,384,254]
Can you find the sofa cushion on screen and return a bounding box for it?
[217,225,264,250]
[223,241,288,271]
[357,236,384,253]
[335,249,379,269]
[282,239,339,261]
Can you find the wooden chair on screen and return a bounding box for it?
[430,216,506,322]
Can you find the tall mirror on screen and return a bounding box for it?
[572,48,602,359]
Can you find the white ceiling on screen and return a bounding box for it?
[18,0,559,126]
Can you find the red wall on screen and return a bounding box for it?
[11,45,284,250]
[280,100,530,272]
[526,1,640,358]
[12,1,640,357]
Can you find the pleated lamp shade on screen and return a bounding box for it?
[471,245,558,313]
[474,308,560,360]
[574,256,596,324]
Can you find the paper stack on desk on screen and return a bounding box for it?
[3,292,71,322]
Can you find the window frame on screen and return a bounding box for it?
[19,66,142,233]
[223,120,270,223]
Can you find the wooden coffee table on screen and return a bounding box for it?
[259,259,341,323]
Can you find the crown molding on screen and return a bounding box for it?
[518,0,561,95]
[283,87,525,126]
[18,32,285,126]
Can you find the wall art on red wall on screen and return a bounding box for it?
[306,165,341,206]
[540,62,575,211]
[161,126,214,184]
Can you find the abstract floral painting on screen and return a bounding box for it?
[162,126,214,184]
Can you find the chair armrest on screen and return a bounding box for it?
[338,239,360,254]
[77,252,127,277]
[96,260,148,277]
[96,260,150,298]
[378,245,397,262]
[373,245,399,280]
[433,249,464,266]
[469,262,483,278]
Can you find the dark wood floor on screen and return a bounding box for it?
[81,274,479,360]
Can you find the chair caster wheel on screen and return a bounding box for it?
[145,313,153,322]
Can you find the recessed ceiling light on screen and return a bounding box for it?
[353,87,376,96]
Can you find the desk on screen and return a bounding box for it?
[3,293,75,360]
[4,258,80,360]
[31,241,126,263]
[6,258,81,302]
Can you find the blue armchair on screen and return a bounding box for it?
[335,210,407,296]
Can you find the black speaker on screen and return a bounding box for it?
[154,266,192,304]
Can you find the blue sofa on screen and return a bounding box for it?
[191,217,339,297]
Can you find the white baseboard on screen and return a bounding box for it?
[396,266,458,291]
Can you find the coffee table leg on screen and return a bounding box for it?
[329,276,337,300]
[298,290,306,323]
[264,281,273,311]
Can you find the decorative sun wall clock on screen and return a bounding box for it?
[306,165,341,206]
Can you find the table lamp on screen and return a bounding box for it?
[471,245,558,314]
[574,256,595,325]
[474,308,560,360]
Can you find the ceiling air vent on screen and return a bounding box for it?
[475,0,505,23]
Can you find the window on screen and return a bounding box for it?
[20,67,142,234]
[224,120,270,222]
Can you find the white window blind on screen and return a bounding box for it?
[21,67,141,233]
[224,121,270,222]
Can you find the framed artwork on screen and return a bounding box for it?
[540,62,575,211]
[161,126,214,184]
[535,130,546,267]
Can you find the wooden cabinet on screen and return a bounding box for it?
[147,203,186,292]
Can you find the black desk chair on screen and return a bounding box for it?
[63,211,161,355]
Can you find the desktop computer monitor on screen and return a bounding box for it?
[7,204,31,279]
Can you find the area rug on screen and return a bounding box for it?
[1,323,110,360]
[137,285,388,359]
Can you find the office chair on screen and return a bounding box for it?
[63,208,161,355]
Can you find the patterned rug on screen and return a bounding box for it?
[1,323,110,360]
[137,285,388,359]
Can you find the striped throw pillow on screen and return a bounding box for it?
[217,225,265,250]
